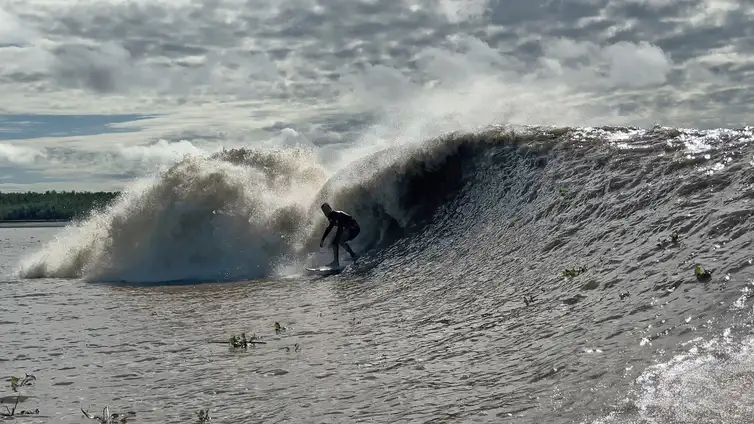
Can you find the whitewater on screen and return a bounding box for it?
[3,124,754,423]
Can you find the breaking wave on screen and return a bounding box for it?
[16,125,754,286]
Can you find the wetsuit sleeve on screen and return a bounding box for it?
[321,218,335,243]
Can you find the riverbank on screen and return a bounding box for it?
[0,191,118,221]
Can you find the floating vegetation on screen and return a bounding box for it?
[281,343,301,353]
[695,265,712,282]
[81,406,136,423]
[558,187,570,197]
[657,231,681,248]
[196,408,211,423]
[2,374,39,419]
[228,333,265,349]
[7,374,35,393]
[208,322,294,351]
[562,266,587,278]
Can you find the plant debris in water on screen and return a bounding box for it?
[282,343,301,352]
[695,265,712,282]
[562,266,587,278]
[228,332,266,348]
[81,405,136,423]
[657,231,681,248]
[7,375,35,393]
[2,374,39,419]
[196,408,211,423]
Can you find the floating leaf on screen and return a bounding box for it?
[695,265,712,282]
[562,266,587,278]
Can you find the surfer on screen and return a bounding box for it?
[319,202,360,267]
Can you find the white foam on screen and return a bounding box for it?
[590,329,754,423]
[16,148,329,283]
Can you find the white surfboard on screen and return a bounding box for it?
[305,265,344,276]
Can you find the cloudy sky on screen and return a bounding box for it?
[0,0,752,191]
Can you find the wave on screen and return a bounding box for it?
[16,124,754,285]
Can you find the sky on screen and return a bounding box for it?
[0,0,752,191]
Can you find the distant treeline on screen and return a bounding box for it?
[0,191,120,221]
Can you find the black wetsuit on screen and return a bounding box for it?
[322,210,360,264]
[325,210,360,244]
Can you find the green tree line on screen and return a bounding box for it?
[0,191,120,221]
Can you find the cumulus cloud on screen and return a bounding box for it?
[0,0,746,119]
[0,143,45,164]
[0,6,36,46]
[539,38,673,88]
[0,0,752,190]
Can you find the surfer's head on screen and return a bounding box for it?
[321,202,333,217]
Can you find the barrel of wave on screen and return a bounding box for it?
[297,138,473,260]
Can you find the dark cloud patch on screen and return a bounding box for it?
[720,8,754,53]
[266,48,292,61]
[39,1,243,52]
[1,72,46,84]
[312,112,376,138]
[487,0,553,25]
[547,18,616,40]
[261,121,296,132]
[705,87,746,105]
[512,40,543,61]
[724,63,754,83]
[122,39,208,60]
[655,25,745,63]
[483,28,522,46]
[488,0,605,27]
[51,44,126,92]
[607,0,701,21]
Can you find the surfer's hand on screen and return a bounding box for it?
[319,241,323,247]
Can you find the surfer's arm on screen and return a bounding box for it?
[320,221,334,246]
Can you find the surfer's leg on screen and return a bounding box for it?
[342,227,359,259]
[329,226,343,266]
[332,243,340,265]
[343,242,357,259]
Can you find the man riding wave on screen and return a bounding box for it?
[319,202,360,268]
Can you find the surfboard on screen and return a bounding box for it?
[305,265,344,276]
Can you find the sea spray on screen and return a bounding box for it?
[17,148,328,283]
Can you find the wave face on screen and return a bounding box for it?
[336,125,754,424]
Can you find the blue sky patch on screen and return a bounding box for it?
[0,114,156,140]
